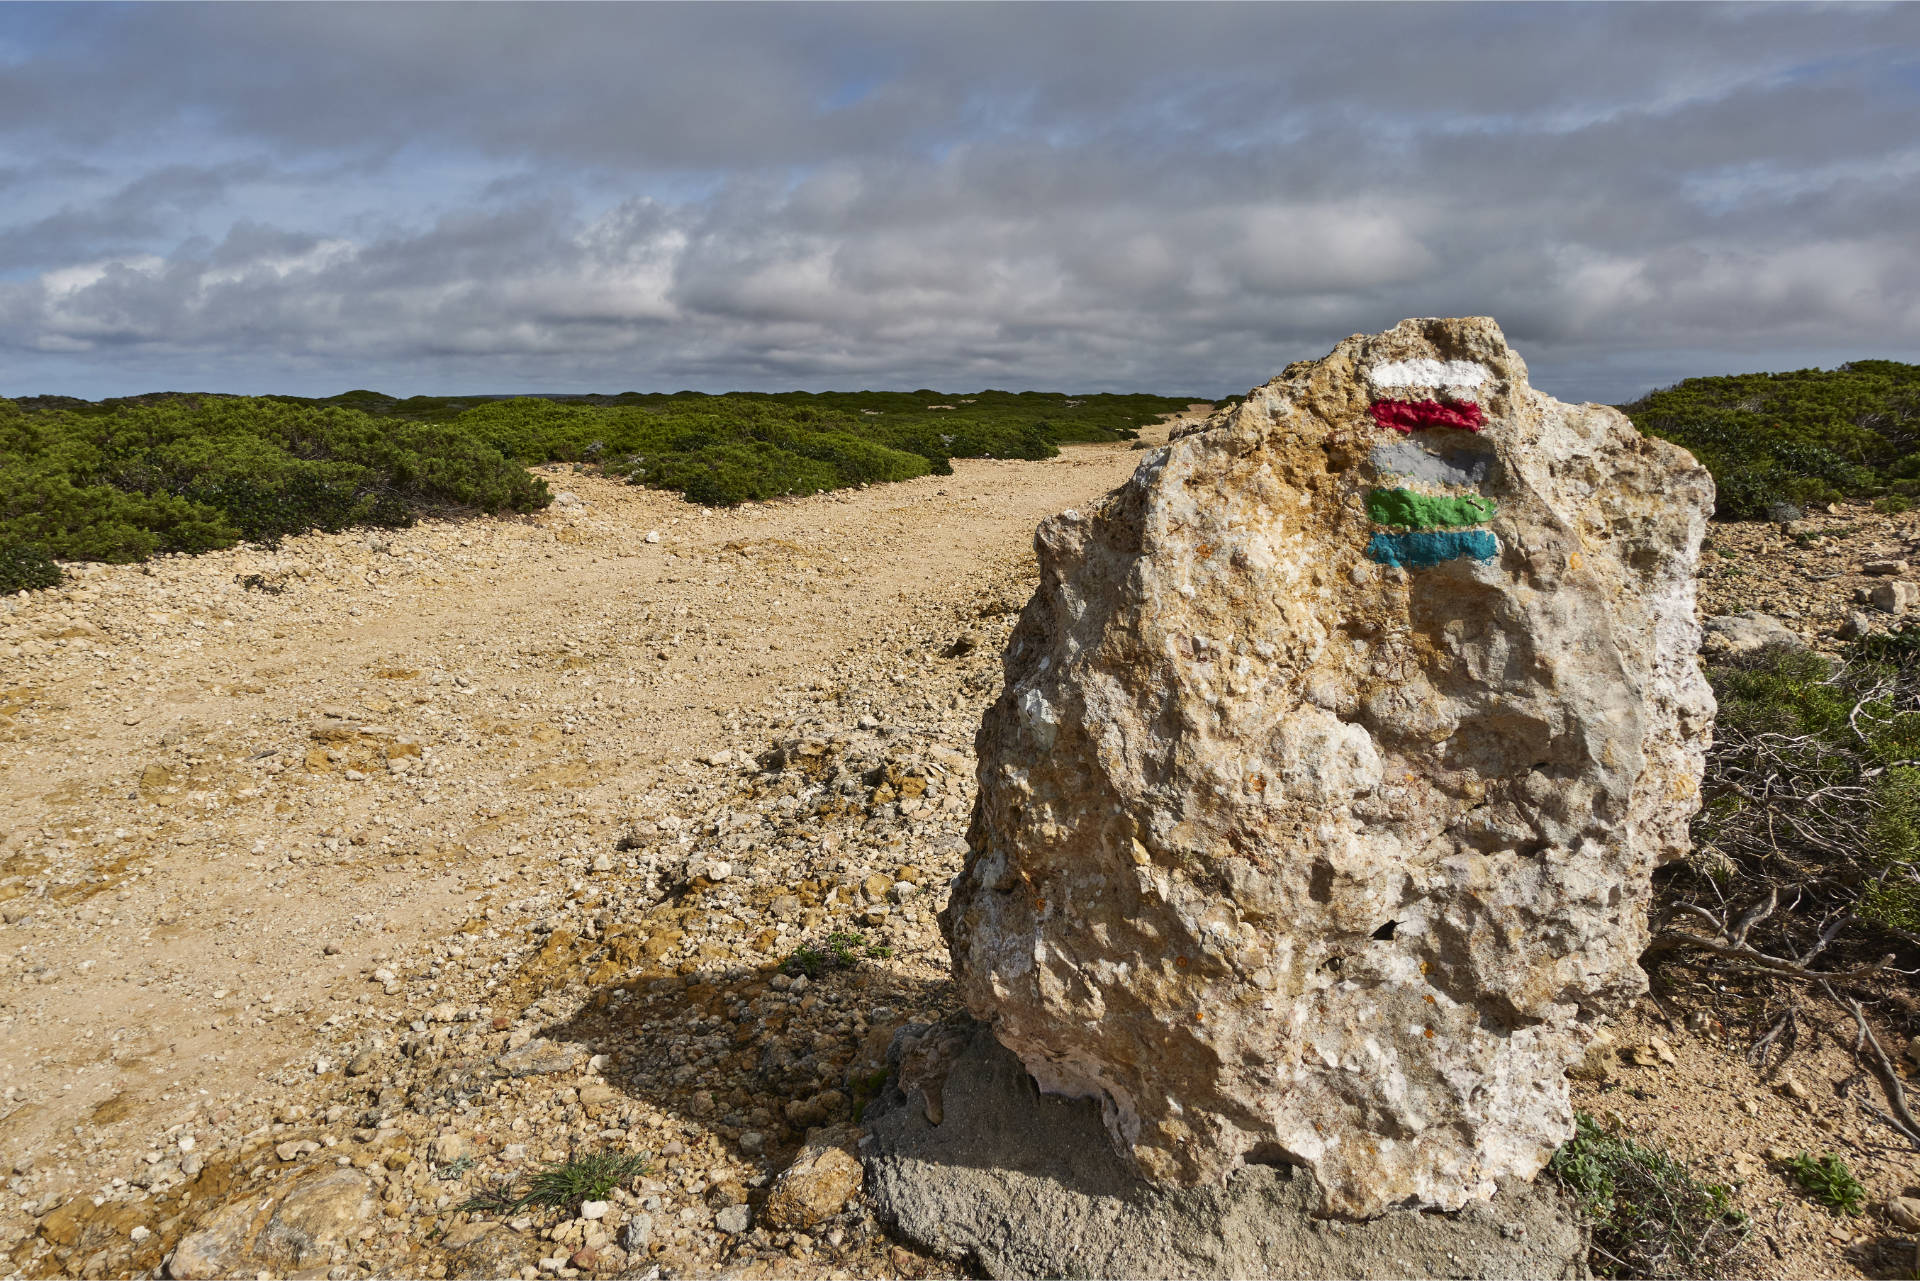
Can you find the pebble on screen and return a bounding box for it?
[430,1134,471,1164]
[714,1204,752,1235]
[579,1200,608,1221]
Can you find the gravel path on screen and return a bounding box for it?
[1,427,1177,1279]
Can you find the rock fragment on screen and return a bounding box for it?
[1701,611,1806,659]
[762,1125,864,1230]
[864,1025,1587,1279]
[1871,580,1918,614]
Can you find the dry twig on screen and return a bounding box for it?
[1831,989,1920,1149]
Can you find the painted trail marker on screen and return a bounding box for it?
[1369,399,1485,433]
[1366,529,1499,569]
[1369,438,1494,487]
[1365,488,1497,530]
[1361,358,1501,568]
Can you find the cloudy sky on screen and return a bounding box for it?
[2,3,1916,403]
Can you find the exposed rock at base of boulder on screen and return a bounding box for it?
[168,1167,375,1279]
[1701,612,1807,659]
[761,1125,864,1230]
[863,1023,1588,1280]
[941,316,1714,1217]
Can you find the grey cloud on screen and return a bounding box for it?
[1,3,1917,401]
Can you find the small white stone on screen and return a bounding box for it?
[579,1200,609,1220]
[644,530,661,544]
[129,1226,149,1243]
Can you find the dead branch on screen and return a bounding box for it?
[1652,902,1899,982]
[1834,990,1920,1149]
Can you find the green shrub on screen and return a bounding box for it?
[0,395,549,564]
[1549,1113,1748,1278]
[3,386,1197,568]
[0,543,61,594]
[1875,494,1913,515]
[1620,360,1920,521]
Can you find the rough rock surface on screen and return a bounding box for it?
[760,1125,865,1230]
[166,1167,375,1278]
[941,316,1715,1216]
[864,1023,1588,1279]
[1700,610,1807,659]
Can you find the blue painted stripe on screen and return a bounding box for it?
[1366,529,1498,569]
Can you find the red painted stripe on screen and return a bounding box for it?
[1369,399,1484,433]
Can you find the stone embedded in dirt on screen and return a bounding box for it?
[761,1125,865,1230]
[864,1023,1586,1280]
[1865,559,1908,576]
[168,1167,376,1278]
[942,316,1715,1217]
[494,1036,583,1077]
[1701,611,1806,659]
[1871,580,1918,614]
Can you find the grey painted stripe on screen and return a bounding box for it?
[1370,439,1494,487]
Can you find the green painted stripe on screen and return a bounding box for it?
[1365,487,1497,530]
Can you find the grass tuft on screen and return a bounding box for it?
[457,1148,650,1216]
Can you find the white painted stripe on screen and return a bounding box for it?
[1366,359,1490,389]
[1370,439,1494,487]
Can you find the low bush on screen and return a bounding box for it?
[1,387,1195,583]
[0,542,61,594]
[1549,1112,1748,1278]
[1619,360,1920,520]
[0,396,548,587]
[1671,642,1920,948]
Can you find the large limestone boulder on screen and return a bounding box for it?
[941,316,1713,1218]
